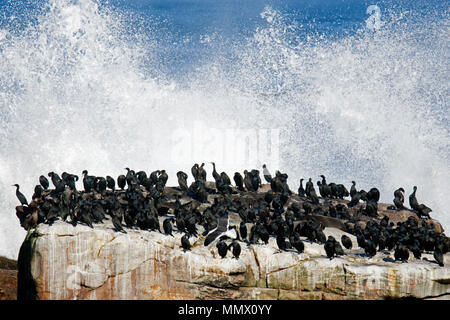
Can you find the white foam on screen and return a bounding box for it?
[0,2,448,259]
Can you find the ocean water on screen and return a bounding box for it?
[0,0,448,259]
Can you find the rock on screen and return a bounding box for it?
[0,256,18,300]
[18,219,450,300]
[0,269,17,300]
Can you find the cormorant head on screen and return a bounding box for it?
[12,184,19,188]
[317,181,321,185]
[400,188,405,193]
[413,186,417,191]
[48,172,53,177]
[82,170,88,175]
[352,181,356,185]
[262,164,266,168]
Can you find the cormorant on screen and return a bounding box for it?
[324,236,336,260]
[394,244,409,263]
[243,170,254,192]
[177,171,189,191]
[305,178,313,197]
[211,162,221,183]
[262,164,272,183]
[233,172,245,191]
[191,164,199,181]
[13,184,28,206]
[149,170,160,185]
[96,177,107,193]
[276,234,288,252]
[158,170,168,188]
[341,235,353,250]
[319,175,331,198]
[106,176,115,191]
[197,163,206,182]
[290,235,304,253]
[181,234,191,252]
[308,185,319,205]
[409,186,419,211]
[239,221,247,241]
[393,188,405,210]
[216,237,229,258]
[82,170,95,192]
[220,172,231,186]
[117,175,126,190]
[434,248,444,267]
[347,191,361,208]
[111,213,126,233]
[32,185,43,200]
[356,233,366,248]
[336,184,350,199]
[298,179,306,197]
[364,239,377,258]
[48,171,62,188]
[334,241,344,256]
[39,175,49,190]
[250,169,261,191]
[228,240,241,259]
[350,181,357,198]
[204,211,238,246]
[409,186,432,219]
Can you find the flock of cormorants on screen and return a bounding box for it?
[13,163,448,266]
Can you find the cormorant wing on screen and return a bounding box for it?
[204,212,229,246]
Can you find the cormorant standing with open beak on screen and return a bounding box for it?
[409,186,432,218]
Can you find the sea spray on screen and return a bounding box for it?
[0,1,448,259]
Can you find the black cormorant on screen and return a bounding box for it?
[13,184,28,206]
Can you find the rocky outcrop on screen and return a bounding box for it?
[0,256,18,300]
[19,218,450,300]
